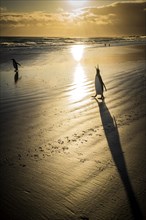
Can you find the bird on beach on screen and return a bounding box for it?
[11,59,21,71]
[92,65,107,100]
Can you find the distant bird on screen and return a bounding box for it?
[11,59,21,71]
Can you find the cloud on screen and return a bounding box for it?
[75,1,146,32]
[0,1,146,36]
[0,11,63,27]
[67,1,146,36]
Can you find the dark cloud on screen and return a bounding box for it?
[77,1,146,35]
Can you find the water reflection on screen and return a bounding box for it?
[70,45,87,102]
[14,70,22,84]
[71,45,84,62]
[70,64,87,102]
[14,70,19,83]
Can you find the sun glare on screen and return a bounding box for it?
[70,64,87,102]
[69,0,87,7]
[71,45,84,62]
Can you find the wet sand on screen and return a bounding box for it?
[0,45,146,220]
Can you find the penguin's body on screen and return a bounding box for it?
[11,59,21,71]
[95,72,103,96]
[93,66,107,99]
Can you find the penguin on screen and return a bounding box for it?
[93,65,107,99]
[11,59,21,71]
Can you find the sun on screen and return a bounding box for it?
[69,0,87,7]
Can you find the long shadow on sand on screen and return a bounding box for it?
[95,98,143,220]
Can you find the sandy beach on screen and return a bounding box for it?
[0,43,146,220]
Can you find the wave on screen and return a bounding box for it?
[0,36,146,50]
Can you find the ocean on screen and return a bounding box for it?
[1,36,146,49]
[0,35,146,64]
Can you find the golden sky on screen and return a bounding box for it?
[0,0,146,37]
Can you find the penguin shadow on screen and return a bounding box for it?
[14,70,22,84]
[94,98,143,219]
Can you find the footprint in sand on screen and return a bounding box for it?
[62,146,68,151]
[80,159,86,163]
[19,164,26,167]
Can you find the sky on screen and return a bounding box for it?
[0,0,146,37]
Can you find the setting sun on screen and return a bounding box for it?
[69,0,87,7]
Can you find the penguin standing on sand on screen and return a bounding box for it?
[11,59,21,71]
[93,65,107,99]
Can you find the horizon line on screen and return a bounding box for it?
[1,34,146,38]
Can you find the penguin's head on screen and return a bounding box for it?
[95,64,99,71]
[95,65,100,74]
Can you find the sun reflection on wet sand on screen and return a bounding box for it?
[71,45,85,62]
[70,45,87,102]
[69,64,87,102]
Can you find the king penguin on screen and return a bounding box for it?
[93,65,107,99]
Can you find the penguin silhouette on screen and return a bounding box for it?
[92,65,107,99]
[11,59,21,71]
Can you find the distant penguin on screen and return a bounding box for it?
[11,59,21,71]
[93,65,107,99]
